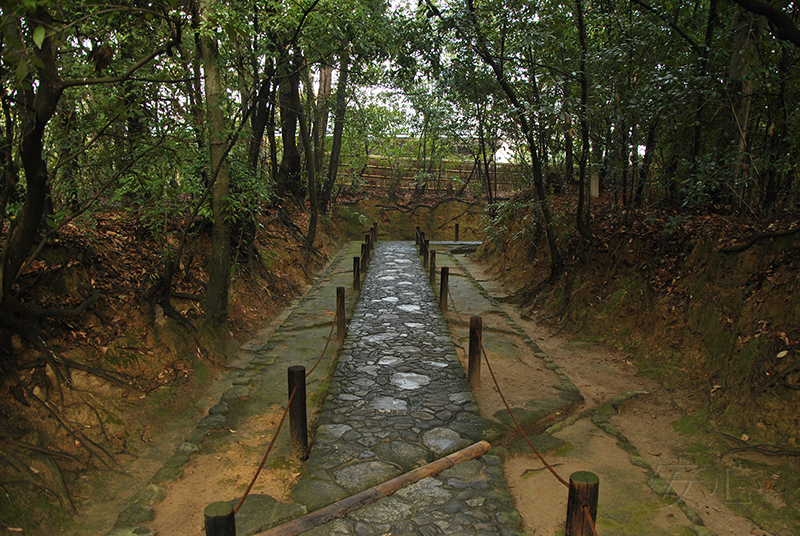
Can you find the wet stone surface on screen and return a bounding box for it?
[293,242,521,535]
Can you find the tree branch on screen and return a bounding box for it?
[732,0,800,47]
[631,0,704,56]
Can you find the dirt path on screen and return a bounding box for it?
[453,252,783,536]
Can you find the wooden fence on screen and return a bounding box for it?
[338,157,525,193]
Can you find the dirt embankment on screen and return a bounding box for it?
[0,195,486,533]
[0,204,345,532]
[477,191,800,447]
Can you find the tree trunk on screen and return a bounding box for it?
[466,0,561,275]
[719,12,759,207]
[562,81,573,191]
[321,47,350,212]
[1,9,62,304]
[690,0,718,166]
[199,0,232,326]
[635,121,658,206]
[313,64,332,177]
[276,57,303,201]
[248,61,276,175]
[575,0,591,238]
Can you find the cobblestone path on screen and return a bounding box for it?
[290,242,523,536]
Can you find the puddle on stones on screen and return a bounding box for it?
[391,373,431,389]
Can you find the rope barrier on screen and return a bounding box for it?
[235,236,369,513]
[234,384,298,514]
[446,285,468,327]
[584,505,600,536]
[305,309,338,378]
[443,273,569,489]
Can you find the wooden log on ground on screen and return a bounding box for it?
[257,441,492,536]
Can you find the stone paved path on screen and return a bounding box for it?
[290,242,523,536]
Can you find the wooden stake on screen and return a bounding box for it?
[429,250,436,286]
[288,366,309,461]
[439,267,449,312]
[455,223,460,241]
[468,316,481,388]
[205,501,235,536]
[353,257,360,292]
[565,471,599,536]
[336,286,346,341]
[361,244,367,274]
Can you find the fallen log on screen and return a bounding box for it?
[256,440,492,536]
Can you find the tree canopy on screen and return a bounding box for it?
[1,0,799,374]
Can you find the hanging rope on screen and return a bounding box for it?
[234,384,298,513]
[584,505,599,536]
[444,276,569,488]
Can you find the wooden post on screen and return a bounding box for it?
[336,287,346,341]
[288,366,309,461]
[439,267,449,312]
[565,471,599,536]
[364,236,370,267]
[353,257,361,292]
[419,232,425,255]
[372,222,378,245]
[468,316,481,388]
[455,223,460,242]
[415,226,421,245]
[429,250,436,286]
[205,501,236,536]
[423,240,429,269]
[361,244,367,274]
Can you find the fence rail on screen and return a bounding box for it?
[339,157,524,192]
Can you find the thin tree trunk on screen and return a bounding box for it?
[466,0,561,274]
[313,64,332,176]
[276,57,303,200]
[635,121,658,206]
[575,0,591,237]
[321,47,350,212]
[199,0,232,326]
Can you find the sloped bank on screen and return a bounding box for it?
[477,197,800,446]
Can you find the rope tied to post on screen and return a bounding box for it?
[444,277,569,489]
[584,504,600,536]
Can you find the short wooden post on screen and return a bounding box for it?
[455,223,460,242]
[361,244,367,273]
[353,257,361,292]
[429,250,436,286]
[372,222,378,245]
[439,267,449,311]
[419,232,425,254]
[288,366,309,461]
[468,316,481,388]
[364,236,370,267]
[205,501,236,536]
[423,240,429,269]
[565,471,599,536]
[415,226,421,245]
[336,287,346,341]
